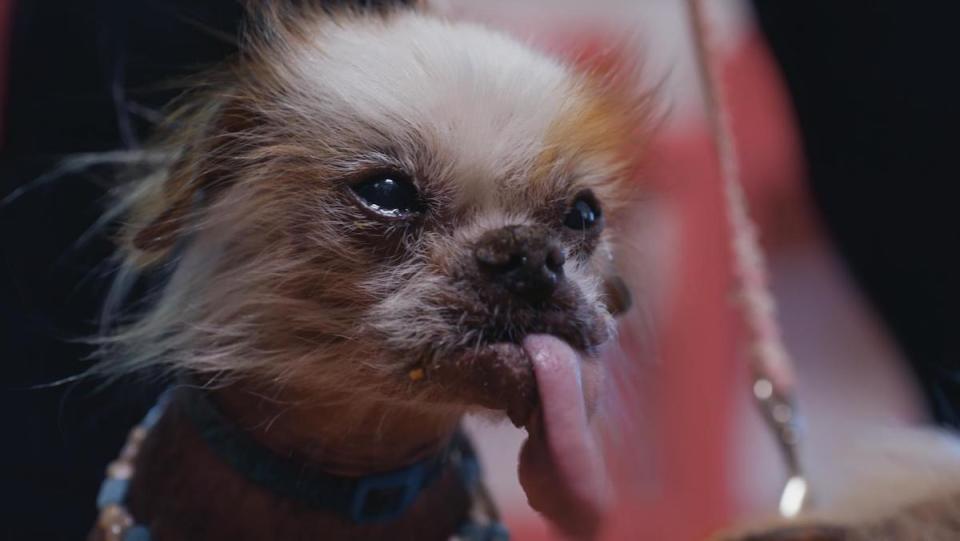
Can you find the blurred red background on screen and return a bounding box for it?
[452,3,923,539]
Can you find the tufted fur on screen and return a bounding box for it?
[98,2,648,436]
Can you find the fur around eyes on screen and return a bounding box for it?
[97,2,650,424]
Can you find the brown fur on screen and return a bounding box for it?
[99,388,471,541]
[100,4,643,405]
[95,2,647,539]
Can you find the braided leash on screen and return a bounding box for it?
[686,0,809,518]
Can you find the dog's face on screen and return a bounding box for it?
[117,6,645,422]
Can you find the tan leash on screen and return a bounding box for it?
[686,0,809,519]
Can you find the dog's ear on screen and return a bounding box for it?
[129,0,429,263]
[128,98,255,261]
[602,274,633,317]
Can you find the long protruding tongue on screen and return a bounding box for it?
[521,335,609,538]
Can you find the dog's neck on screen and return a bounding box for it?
[125,384,472,541]
[213,383,463,475]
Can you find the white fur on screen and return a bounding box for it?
[101,8,633,422]
[284,13,591,211]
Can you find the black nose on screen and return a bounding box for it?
[474,225,565,303]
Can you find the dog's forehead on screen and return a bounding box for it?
[291,13,594,206]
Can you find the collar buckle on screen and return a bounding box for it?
[350,462,427,523]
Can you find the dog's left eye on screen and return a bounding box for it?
[563,192,602,230]
[351,172,424,218]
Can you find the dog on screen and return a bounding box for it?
[90,2,645,540]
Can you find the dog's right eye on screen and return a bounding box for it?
[350,172,424,219]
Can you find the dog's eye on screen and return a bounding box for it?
[563,192,602,230]
[351,172,423,218]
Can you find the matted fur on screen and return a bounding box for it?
[97,2,650,422]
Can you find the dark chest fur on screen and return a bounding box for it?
[111,399,472,541]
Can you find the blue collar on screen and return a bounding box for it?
[179,387,479,524]
[97,391,509,541]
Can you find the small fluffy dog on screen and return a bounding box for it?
[92,2,643,540]
[89,2,960,540]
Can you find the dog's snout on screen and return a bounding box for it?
[474,225,565,303]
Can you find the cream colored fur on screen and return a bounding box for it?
[97,4,646,424]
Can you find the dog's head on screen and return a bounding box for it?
[109,3,648,424]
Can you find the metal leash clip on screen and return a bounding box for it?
[687,0,810,519]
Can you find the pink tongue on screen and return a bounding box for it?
[523,334,604,506]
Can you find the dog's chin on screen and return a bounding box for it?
[427,341,538,427]
[421,312,611,427]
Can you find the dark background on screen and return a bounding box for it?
[0,2,241,538]
[752,1,959,427]
[1,1,957,539]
